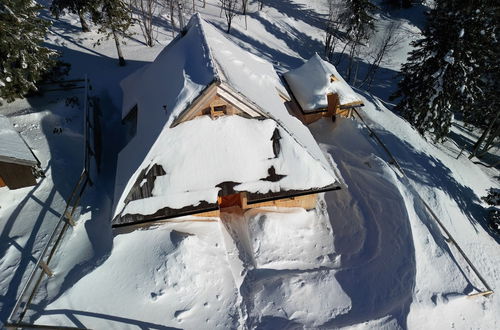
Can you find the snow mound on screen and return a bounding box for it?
[251,269,351,327]
[246,207,337,270]
[36,221,241,329]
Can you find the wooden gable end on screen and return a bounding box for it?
[172,83,264,126]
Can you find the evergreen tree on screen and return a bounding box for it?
[0,0,57,103]
[392,0,498,141]
[92,0,132,66]
[50,0,97,32]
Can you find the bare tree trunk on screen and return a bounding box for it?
[359,22,402,89]
[137,0,156,47]
[241,0,248,15]
[220,0,237,33]
[346,39,358,82]
[177,1,184,30]
[335,40,350,66]
[112,29,126,66]
[470,110,500,159]
[78,9,91,32]
[169,0,176,36]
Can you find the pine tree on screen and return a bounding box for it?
[0,0,57,103]
[50,0,97,32]
[92,0,132,66]
[392,0,498,141]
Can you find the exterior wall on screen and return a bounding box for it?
[0,175,5,187]
[0,161,36,189]
[336,108,353,118]
[176,88,248,125]
[242,192,317,210]
[192,209,221,218]
[193,192,318,218]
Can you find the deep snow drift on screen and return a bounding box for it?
[0,0,499,329]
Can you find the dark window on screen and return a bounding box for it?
[123,104,138,143]
[213,105,227,113]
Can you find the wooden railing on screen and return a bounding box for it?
[6,75,95,326]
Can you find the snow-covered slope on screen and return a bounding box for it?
[1,0,498,329]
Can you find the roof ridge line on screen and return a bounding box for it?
[190,14,222,84]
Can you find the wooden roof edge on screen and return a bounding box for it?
[246,184,341,205]
[111,203,220,229]
[339,100,364,109]
[0,154,38,167]
[169,79,221,128]
[112,184,341,229]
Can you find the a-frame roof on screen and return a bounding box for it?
[113,116,338,225]
[113,15,340,222]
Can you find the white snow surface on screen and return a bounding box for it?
[246,207,338,270]
[0,115,37,165]
[36,221,242,329]
[284,53,362,111]
[118,115,337,218]
[1,1,500,329]
[114,14,338,218]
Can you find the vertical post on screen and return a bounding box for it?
[177,1,184,30]
[83,74,88,174]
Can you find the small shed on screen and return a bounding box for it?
[0,115,39,189]
[283,54,364,124]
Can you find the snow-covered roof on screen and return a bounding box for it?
[0,115,37,166]
[115,116,337,221]
[113,14,340,222]
[284,54,362,111]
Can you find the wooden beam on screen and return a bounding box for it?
[467,290,494,298]
[38,261,54,277]
[171,82,219,127]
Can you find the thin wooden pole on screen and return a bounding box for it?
[352,108,494,298]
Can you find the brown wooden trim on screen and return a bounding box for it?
[112,203,220,228]
[246,185,340,205]
[467,290,494,298]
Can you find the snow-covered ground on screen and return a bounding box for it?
[1,0,498,329]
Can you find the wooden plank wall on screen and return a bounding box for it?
[0,162,36,189]
[242,192,317,210]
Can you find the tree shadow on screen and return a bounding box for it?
[23,51,142,321]
[209,21,305,71]
[262,0,328,30]
[357,106,500,244]
[29,306,180,329]
[379,2,431,32]
[0,44,147,322]
[249,11,324,69]
[0,172,60,323]
[331,52,401,103]
[447,126,500,169]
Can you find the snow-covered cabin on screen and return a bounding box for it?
[112,14,340,228]
[283,54,364,124]
[0,115,39,189]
